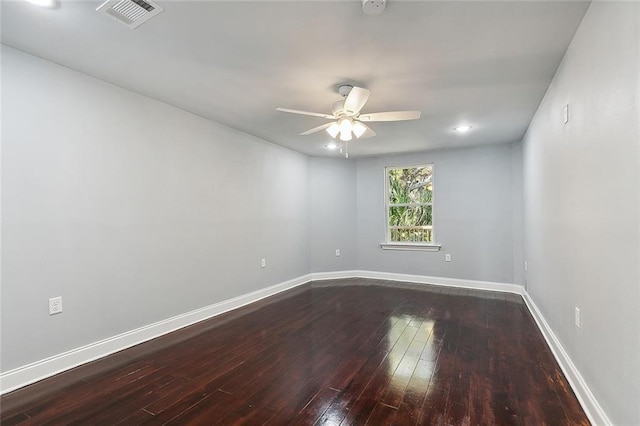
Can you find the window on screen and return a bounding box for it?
[383,164,439,250]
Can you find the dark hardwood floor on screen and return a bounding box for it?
[1,278,589,425]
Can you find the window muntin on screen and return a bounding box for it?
[386,164,433,243]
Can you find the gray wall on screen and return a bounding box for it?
[511,142,525,286]
[355,144,521,284]
[309,158,358,272]
[1,46,310,372]
[522,2,639,424]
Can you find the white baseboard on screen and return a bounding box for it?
[0,270,611,426]
[311,269,524,295]
[522,292,611,426]
[0,274,312,395]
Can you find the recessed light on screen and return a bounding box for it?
[326,142,338,150]
[24,0,57,7]
[454,125,472,133]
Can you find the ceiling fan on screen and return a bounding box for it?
[276,85,421,144]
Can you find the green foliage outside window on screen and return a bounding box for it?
[387,165,433,242]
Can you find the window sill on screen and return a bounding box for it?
[379,242,442,252]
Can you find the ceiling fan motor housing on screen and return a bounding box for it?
[338,85,353,97]
[332,100,346,116]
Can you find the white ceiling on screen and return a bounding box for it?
[1,0,589,157]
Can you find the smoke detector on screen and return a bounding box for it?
[97,0,164,29]
[362,0,386,16]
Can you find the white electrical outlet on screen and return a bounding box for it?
[335,249,341,257]
[574,307,581,328]
[444,254,451,262]
[49,296,63,315]
[261,258,266,268]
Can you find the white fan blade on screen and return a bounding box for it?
[360,123,376,139]
[276,107,334,119]
[343,87,371,116]
[358,111,421,122]
[300,122,335,136]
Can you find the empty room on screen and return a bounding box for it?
[1,0,638,425]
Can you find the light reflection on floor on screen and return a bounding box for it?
[386,315,437,396]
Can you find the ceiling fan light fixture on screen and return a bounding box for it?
[338,118,355,141]
[326,122,340,138]
[339,117,353,134]
[352,121,367,138]
[339,129,353,141]
[277,85,420,144]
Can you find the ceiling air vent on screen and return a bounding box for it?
[97,0,164,29]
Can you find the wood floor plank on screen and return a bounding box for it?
[365,402,398,425]
[113,408,155,425]
[162,390,231,426]
[0,280,590,425]
[317,314,416,424]
[25,366,173,425]
[380,332,428,408]
[0,412,30,426]
[337,322,422,424]
[391,357,436,425]
[137,388,211,424]
[290,387,341,424]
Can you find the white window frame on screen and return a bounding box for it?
[380,163,441,252]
